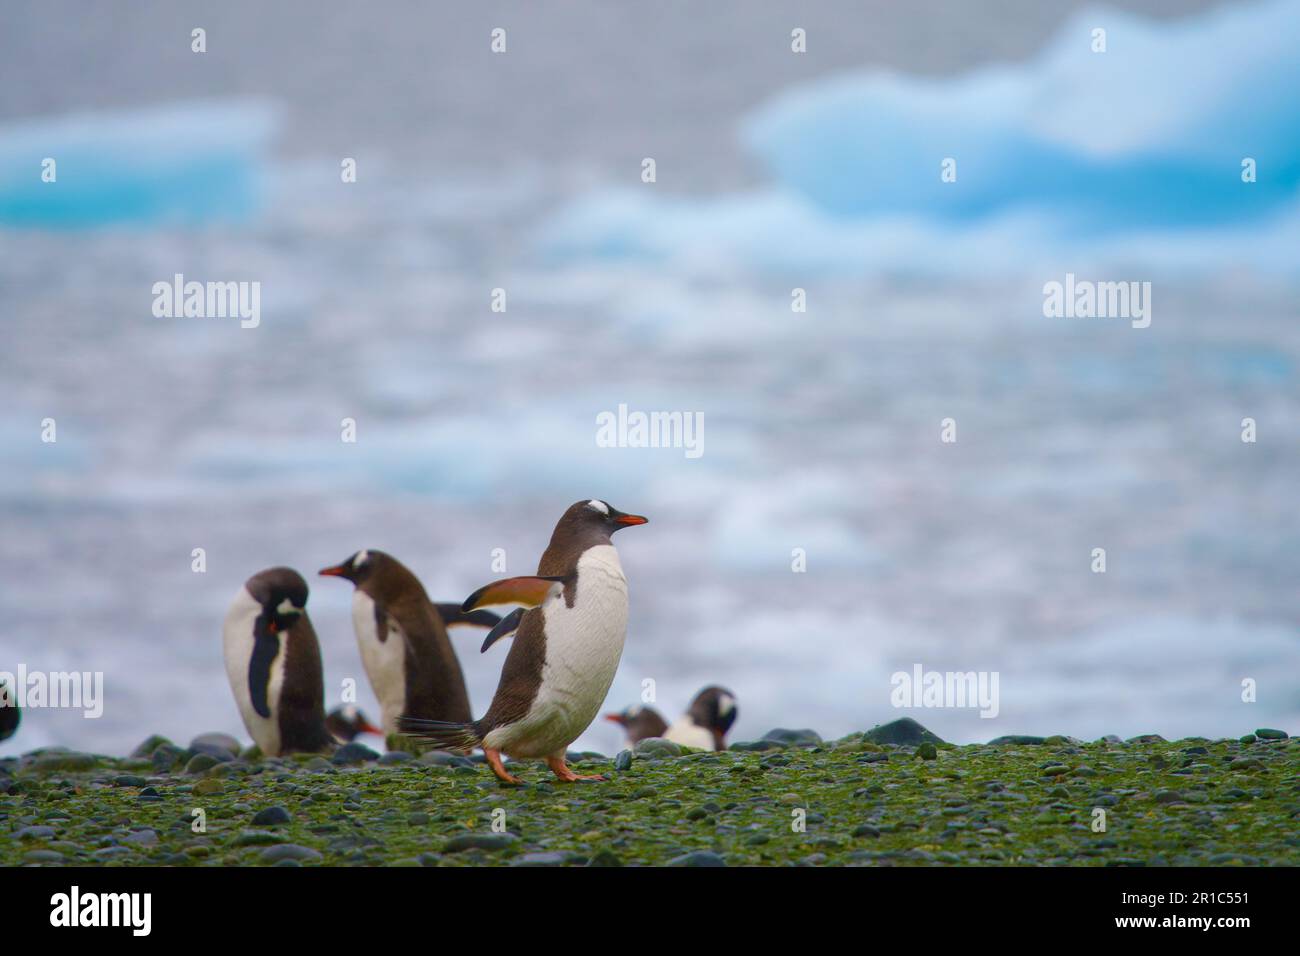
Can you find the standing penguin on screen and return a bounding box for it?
[664,686,738,751]
[401,499,647,784]
[318,550,498,740]
[222,567,333,756]
[0,677,19,742]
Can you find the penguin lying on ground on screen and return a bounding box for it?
[401,499,647,784]
[606,686,738,751]
[319,549,499,743]
[222,567,333,756]
[325,704,384,743]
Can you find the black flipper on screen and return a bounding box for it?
[434,604,502,629]
[248,620,281,719]
[479,607,525,653]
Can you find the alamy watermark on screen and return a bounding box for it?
[596,403,704,459]
[1043,273,1151,328]
[891,664,999,718]
[152,273,261,328]
[1,666,103,719]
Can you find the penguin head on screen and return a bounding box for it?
[325,705,383,743]
[318,549,388,586]
[689,686,738,747]
[245,567,309,634]
[603,704,668,742]
[566,499,649,536]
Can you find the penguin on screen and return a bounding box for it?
[602,704,668,750]
[222,567,334,757]
[401,499,647,784]
[663,685,738,751]
[325,704,384,744]
[318,549,499,740]
[0,677,19,742]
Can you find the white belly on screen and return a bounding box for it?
[665,715,716,751]
[488,545,628,757]
[352,591,409,736]
[222,586,286,756]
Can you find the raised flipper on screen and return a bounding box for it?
[461,575,567,613]
[433,604,502,629]
[479,607,525,654]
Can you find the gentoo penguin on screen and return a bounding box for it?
[325,704,383,743]
[401,499,647,784]
[222,568,334,756]
[318,549,499,739]
[0,678,18,742]
[603,704,668,749]
[664,686,738,751]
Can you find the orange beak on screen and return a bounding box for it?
[359,719,384,736]
[615,514,648,526]
[318,564,348,577]
[603,712,626,725]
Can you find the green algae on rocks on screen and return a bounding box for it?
[1,730,1296,867]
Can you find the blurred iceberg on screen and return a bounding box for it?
[744,1,1300,227]
[541,0,1300,275]
[0,100,279,227]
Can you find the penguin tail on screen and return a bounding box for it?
[433,604,502,630]
[398,715,483,754]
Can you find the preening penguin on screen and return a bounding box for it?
[222,567,333,757]
[318,549,498,740]
[401,499,647,784]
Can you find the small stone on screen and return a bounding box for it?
[14,825,56,841]
[512,851,571,867]
[260,844,321,864]
[633,737,683,758]
[378,751,414,765]
[24,850,64,863]
[112,774,148,788]
[185,753,220,774]
[123,828,159,846]
[916,742,938,760]
[151,744,187,773]
[251,806,292,826]
[852,824,881,838]
[235,830,282,847]
[1255,728,1288,740]
[667,850,726,867]
[190,732,242,757]
[192,778,224,796]
[30,751,99,773]
[614,750,633,771]
[761,728,824,747]
[1239,734,1257,744]
[130,735,173,758]
[586,848,623,867]
[988,735,1046,746]
[331,742,379,765]
[442,833,519,853]
[864,719,942,746]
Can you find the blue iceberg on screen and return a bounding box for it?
[0,100,279,228]
[742,1,1300,228]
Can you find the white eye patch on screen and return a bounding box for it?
[353,549,369,568]
[718,695,735,717]
[276,598,300,616]
[588,500,609,514]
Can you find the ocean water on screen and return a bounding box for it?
[2,0,1297,757]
